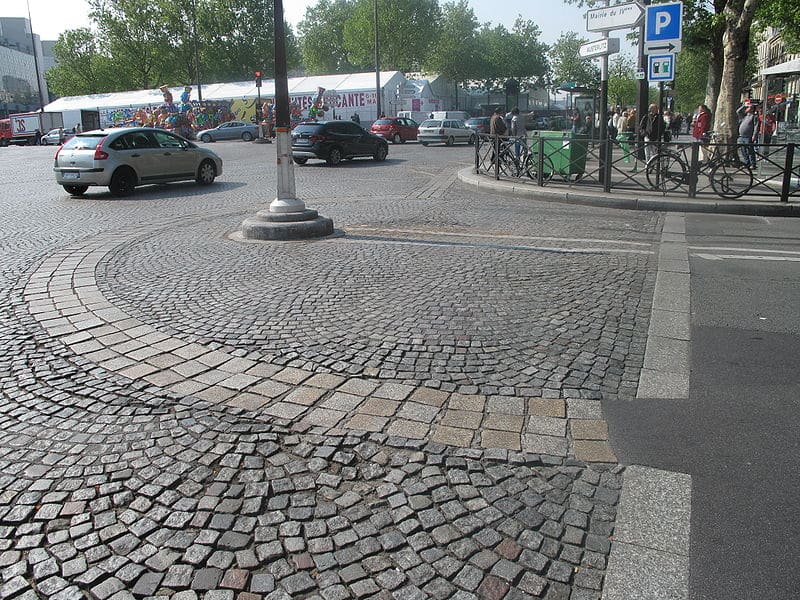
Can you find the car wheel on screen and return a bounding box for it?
[41,139,48,146]
[242,132,253,141]
[108,167,136,197]
[373,144,388,162]
[293,157,308,165]
[200,134,212,143]
[63,185,88,196]
[421,142,428,146]
[326,147,343,166]
[392,134,401,144]
[401,136,407,144]
[446,136,455,146]
[468,134,476,145]
[196,159,216,185]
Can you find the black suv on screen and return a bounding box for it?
[291,121,389,166]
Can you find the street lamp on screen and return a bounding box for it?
[238,0,333,241]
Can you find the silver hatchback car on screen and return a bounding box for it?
[54,128,223,197]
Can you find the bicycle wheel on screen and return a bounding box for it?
[646,152,687,192]
[709,160,753,199]
[522,154,554,182]
[498,150,520,178]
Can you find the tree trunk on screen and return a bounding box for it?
[713,0,760,143]
[705,27,724,114]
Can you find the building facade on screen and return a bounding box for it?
[0,17,50,115]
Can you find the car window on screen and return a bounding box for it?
[407,119,418,127]
[342,122,364,135]
[230,122,244,127]
[123,132,158,149]
[420,120,440,127]
[62,134,106,150]
[374,119,393,125]
[152,130,185,148]
[293,124,324,135]
[108,136,130,151]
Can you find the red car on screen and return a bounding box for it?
[370,117,419,143]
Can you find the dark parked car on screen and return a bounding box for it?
[291,121,389,166]
[465,117,491,134]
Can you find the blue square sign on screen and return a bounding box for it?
[646,2,682,43]
[648,54,675,82]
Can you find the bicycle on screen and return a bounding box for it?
[495,136,554,182]
[645,133,754,199]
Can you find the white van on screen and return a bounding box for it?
[430,111,470,122]
[397,111,429,124]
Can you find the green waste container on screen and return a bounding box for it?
[529,131,588,179]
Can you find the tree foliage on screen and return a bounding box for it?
[422,1,482,83]
[298,0,358,74]
[607,54,637,108]
[47,0,301,97]
[342,0,441,72]
[549,31,600,89]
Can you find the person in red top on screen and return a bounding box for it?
[692,104,712,161]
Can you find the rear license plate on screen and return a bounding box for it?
[63,172,80,180]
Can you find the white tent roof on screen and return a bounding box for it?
[761,58,800,77]
[44,71,403,111]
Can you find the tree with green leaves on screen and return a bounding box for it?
[342,0,441,72]
[476,18,549,94]
[607,54,637,107]
[298,0,358,74]
[45,28,118,96]
[549,31,600,89]
[47,0,300,97]
[423,1,481,83]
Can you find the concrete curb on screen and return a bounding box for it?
[603,465,692,600]
[458,167,800,217]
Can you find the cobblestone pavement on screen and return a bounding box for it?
[0,142,660,599]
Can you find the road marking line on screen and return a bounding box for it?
[348,227,652,247]
[688,245,800,256]
[692,253,800,262]
[343,235,654,255]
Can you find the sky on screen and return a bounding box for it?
[4,0,607,45]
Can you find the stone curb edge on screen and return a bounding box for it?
[458,167,800,217]
[602,465,692,599]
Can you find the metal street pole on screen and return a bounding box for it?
[191,0,202,101]
[239,0,333,240]
[26,0,45,112]
[636,0,651,144]
[598,1,610,186]
[374,0,381,119]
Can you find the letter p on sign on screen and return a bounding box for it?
[655,12,671,34]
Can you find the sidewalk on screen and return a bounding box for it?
[458,167,800,217]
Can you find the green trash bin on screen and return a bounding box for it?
[529,131,588,180]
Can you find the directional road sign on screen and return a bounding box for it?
[579,38,621,59]
[644,2,683,53]
[648,53,676,82]
[586,2,645,32]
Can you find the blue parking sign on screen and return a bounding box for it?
[646,2,682,43]
[648,54,675,82]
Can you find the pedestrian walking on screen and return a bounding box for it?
[616,110,634,164]
[490,106,507,137]
[692,104,712,162]
[640,103,666,163]
[736,103,757,167]
[570,109,581,135]
[509,107,522,158]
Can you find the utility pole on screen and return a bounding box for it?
[26,0,45,112]
[373,0,381,119]
[191,0,202,101]
[636,0,651,142]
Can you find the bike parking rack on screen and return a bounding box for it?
[475,134,800,203]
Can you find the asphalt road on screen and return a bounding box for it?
[604,213,800,599]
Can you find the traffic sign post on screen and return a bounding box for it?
[644,2,683,53]
[647,53,675,82]
[578,38,621,59]
[586,2,644,32]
